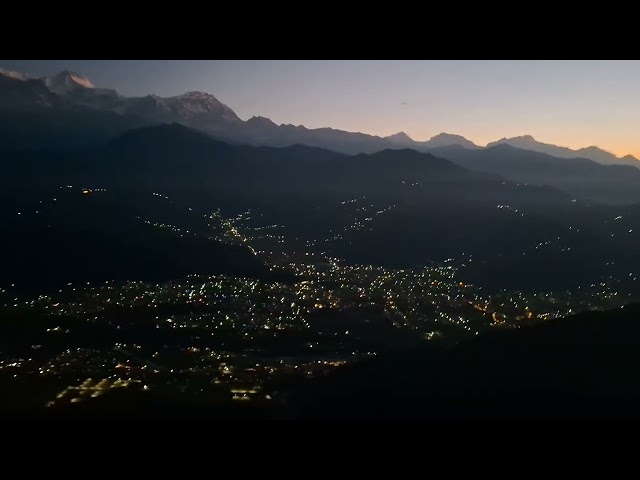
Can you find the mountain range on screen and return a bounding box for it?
[5,66,640,421]
[486,135,640,168]
[4,119,640,294]
[427,143,640,205]
[0,68,637,168]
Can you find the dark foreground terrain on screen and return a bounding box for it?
[291,304,640,420]
[7,304,640,420]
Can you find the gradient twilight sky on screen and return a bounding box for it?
[2,60,639,157]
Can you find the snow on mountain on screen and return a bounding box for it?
[44,70,95,95]
[0,69,58,108]
[0,67,637,167]
[171,91,240,120]
[121,91,242,131]
[0,68,33,81]
[0,67,242,128]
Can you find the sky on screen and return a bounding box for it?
[2,60,639,158]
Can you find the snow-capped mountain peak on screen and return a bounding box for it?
[45,70,95,95]
[122,90,242,127]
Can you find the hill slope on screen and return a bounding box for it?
[291,304,640,419]
[487,135,639,168]
[428,143,640,205]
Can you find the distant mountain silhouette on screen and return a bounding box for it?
[385,132,481,150]
[421,132,481,149]
[291,304,640,419]
[428,143,640,204]
[0,67,636,168]
[487,135,639,168]
[86,125,489,194]
[6,123,640,293]
[1,123,555,201]
[385,131,414,146]
[245,115,279,129]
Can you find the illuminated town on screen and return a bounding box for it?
[0,187,634,411]
[4,60,640,419]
